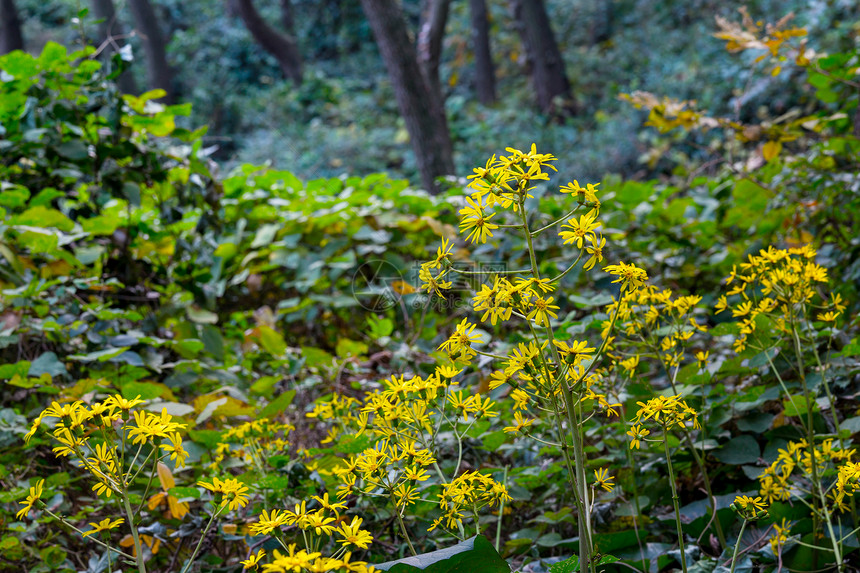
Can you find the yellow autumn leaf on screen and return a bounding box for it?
[147,491,167,510]
[391,280,416,295]
[168,495,189,519]
[156,462,175,491]
[762,140,782,161]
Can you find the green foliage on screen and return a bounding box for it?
[376,536,509,573]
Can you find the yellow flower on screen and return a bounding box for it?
[526,295,560,327]
[503,411,534,434]
[593,468,615,492]
[336,516,374,549]
[559,211,601,248]
[104,394,145,411]
[82,517,124,537]
[438,319,482,361]
[604,261,649,292]
[459,197,499,244]
[250,509,290,536]
[16,479,45,519]
[198,477,250,511]
[626,425,650,450]
[732,495,768,519]
[583,235,606,271]
[241,549,265,570]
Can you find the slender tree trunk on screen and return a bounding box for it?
[280,0,295,34]
[417,0,451,103]
[360,0,455,194]
[234,0,303,85]
[128,0,174,101]
[90,0,138,94]
[510,0,572,114]
[469,0,496,104]
[0,0,25,54]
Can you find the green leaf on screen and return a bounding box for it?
[187,306,218,324]
[201,325,224,361]
[250,223,280,248]
[374,536,509,573]
[39,546,67,568]
[146,402,195,418]
[28,352,67,378]
[250,375,279,396]
[257,326,287,356]
[784,395,818,418]
[549,554,579,573]
[0,361,30,379]
[69,347,128,363]
[0,185,29,207]
[188,429,223,448]
[301,346,334,368]
[713,434,760,465]
[336,338,368,358]
[168,487,201,500]
[121,381,167,401]
[11,206,74,231]
[258,390,296,420]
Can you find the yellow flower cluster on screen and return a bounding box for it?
[209,418,295,471]
[471,277,561,328]
[308,365,504,532]
[334,437,436,510]
[490,337,620,434]
[22,396,187,501]
[758,438,857,511]
[248,543,374,573]
[608,286,707,370]
[731,495,768,520]
[197,476,251,512]
[249,495,373,551]
[431,471,511,533]
[633,395,699,430]
[16,479,44,519]
[715,245,840,353]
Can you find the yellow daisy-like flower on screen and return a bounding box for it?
[593,468,615,492]
[250,509,290,536]
[198,477,250,511]
[459,197,499,244]
[16,479,45,519]
[240,549,265,570]
[626,424,650,450]
[336,516,374,549]
[81,517,124,537]
[604,261,649,292]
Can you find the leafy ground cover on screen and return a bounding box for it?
[2,9,860,573]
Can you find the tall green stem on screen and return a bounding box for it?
[663,429,688,573]
[519,199,594,573]
[392,496,417,557]
[729,519,748,573]
[181,506,222,573]
[121,493,147,573]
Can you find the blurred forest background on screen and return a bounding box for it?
[3,0,858,189]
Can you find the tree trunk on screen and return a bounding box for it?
[234,0,303,85]
[128,0,174,101]
[90,0,138,94]
[469,0,496,104]
[0,0,25,54]
[510,0,572,115]
[360,0,455,194]
[417,0,451,103]
[280,0,295,34]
